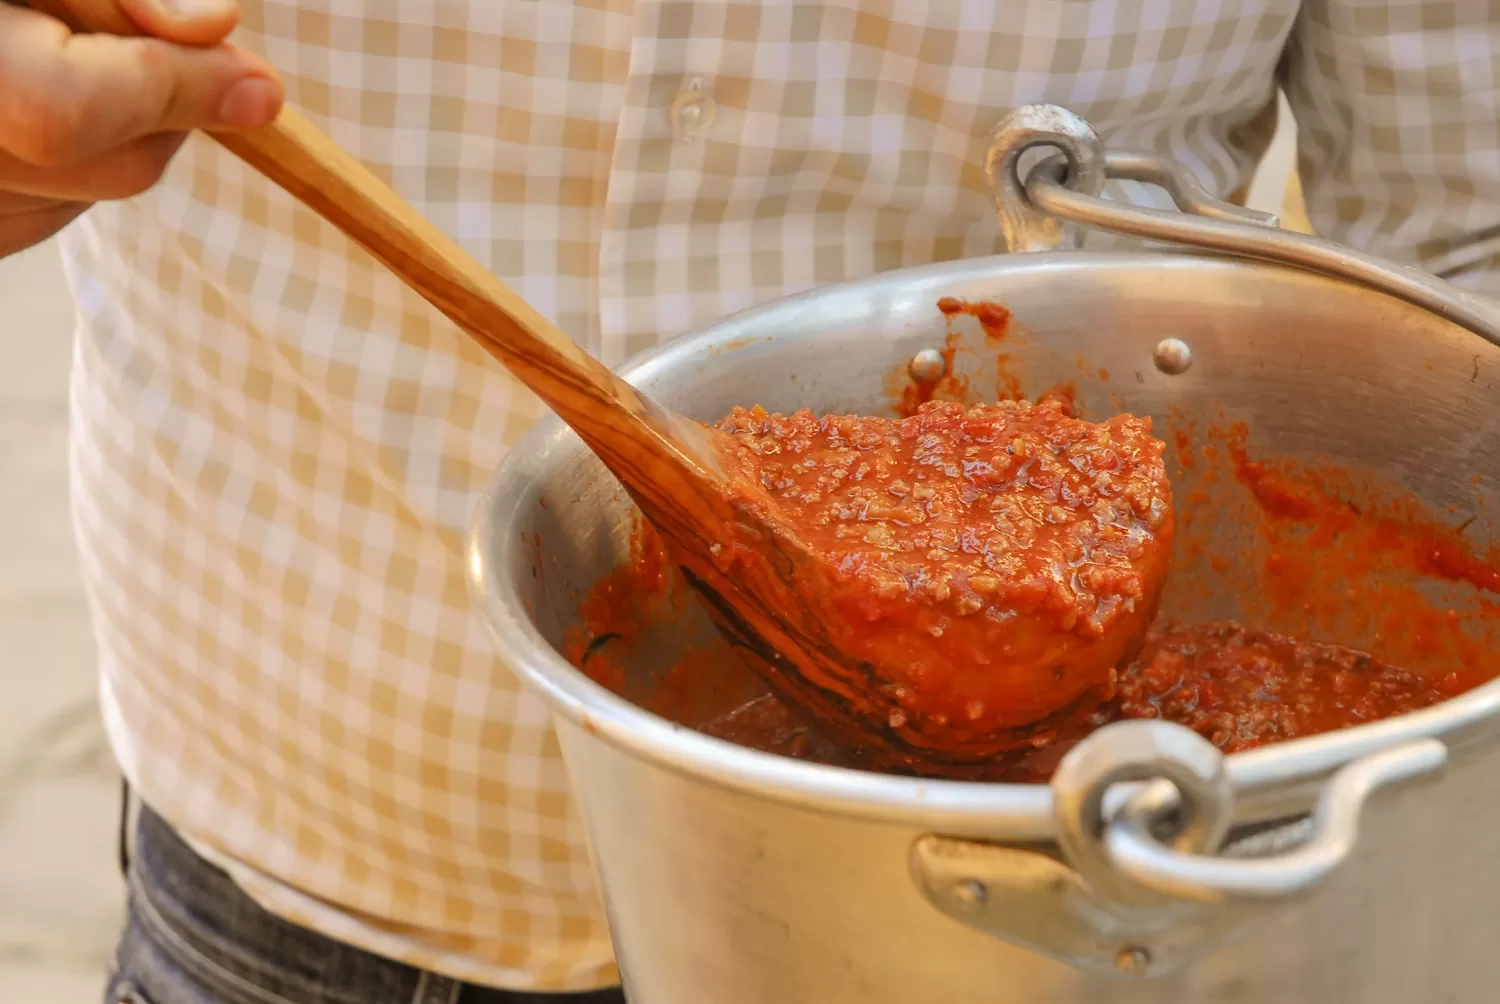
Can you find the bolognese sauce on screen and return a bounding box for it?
[682,620,1462,779]
[708,396,1174,751]
[560,317,1499,778]
[1115,621,1460,753]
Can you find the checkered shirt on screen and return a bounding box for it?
[59,0,1500,990]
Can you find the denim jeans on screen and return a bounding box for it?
[105,799,628,1004]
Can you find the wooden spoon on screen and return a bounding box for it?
[40,0,1168,768]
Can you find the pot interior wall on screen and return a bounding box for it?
[508,253,1500,751]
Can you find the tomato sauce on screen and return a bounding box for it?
[1115,621,1460,752]
[566,546,1479,781]
[708,397,1174,750]
[685,619,1461,778]
[558,298,1500,781]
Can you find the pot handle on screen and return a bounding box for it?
[911,721,1447,978]
[986,104,1500,347]
[1053,720,1447,905]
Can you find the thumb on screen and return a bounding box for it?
[0,3,283,167]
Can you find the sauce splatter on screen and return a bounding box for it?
[886,329,969,418]
[938,296,1013,338]
[940,297,1025,402]
[1163,414,1500,697]
[890,299,1021,415]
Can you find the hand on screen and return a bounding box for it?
[0,0,283,258]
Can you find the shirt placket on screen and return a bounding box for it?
[597,2,738,366]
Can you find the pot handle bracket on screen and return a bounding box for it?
[909,720,1446,979]
[986,104,1276,255]
[986,103,1500,346]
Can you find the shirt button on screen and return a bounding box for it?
[670,81,717,141]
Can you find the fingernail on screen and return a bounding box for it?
[159,0,236,16]
[217,77,282,129]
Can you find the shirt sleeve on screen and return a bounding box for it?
[1280,0,1500,296]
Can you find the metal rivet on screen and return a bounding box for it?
[1114,945,1152,974]
[1152,337,1192,375]
[952,878,989,909]
[908,348,946,381]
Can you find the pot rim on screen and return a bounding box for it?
[466,250,1500,840]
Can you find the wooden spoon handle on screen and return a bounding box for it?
[209,110,666,443]
[33,0,679,464]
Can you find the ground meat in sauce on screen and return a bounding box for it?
[1115,621,1462,753]
[714,398,1170,636]
[691,620,1465,779]
[709,398,1174,746]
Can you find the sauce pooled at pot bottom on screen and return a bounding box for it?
[699,397,1174,762]
[1114,620,1466,750]
[692,621,1462,782]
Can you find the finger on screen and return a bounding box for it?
[0,131,187,200]
[29,0,240,48]
[0,191,78,217]
[0,199,89,259]
[0,3,282,167]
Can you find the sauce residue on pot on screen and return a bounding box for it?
[938,296,1027,403]
[1165,413,1500,699]
[888,298,1019,417]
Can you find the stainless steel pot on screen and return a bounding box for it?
[467,106,1500,1002]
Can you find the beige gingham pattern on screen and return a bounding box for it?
[58,0,1500,990]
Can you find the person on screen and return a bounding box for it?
[2,1,1496,1001]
